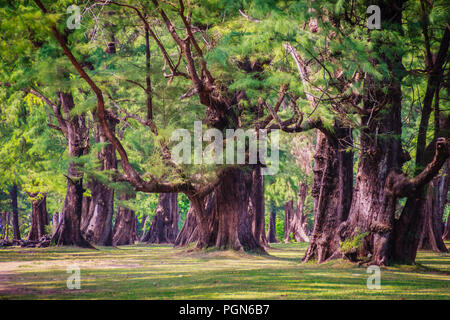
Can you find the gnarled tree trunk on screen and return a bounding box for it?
[112,192,137,246]
[141,193,179,244]
[81,116,117,246]
[190,168,265,252]
[28,193,49,241]
[174,195,215,247]
[418,164,449,252]
[303,126,353,263]
[52,92,91,248]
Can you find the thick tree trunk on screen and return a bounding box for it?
[112,193,137,246]
[303,126,353,263]
[28,193,49,241]
[51,92,91,248]
[267,211,279,243]
[11,184,21,241]
[418,166,448,252]
[174,205,197,246]
[191,168,265,252]
[81,115,117,246]
[141,193,179,244]
[175,168,266,252]
[174,195,215,247]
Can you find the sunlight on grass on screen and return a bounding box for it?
[0,242,448,299]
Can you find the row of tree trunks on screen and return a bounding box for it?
[112,193,138,246]
[303,126,353,263]
[284,182,309,243]
[141,193,179,244]
[27,193,49,241]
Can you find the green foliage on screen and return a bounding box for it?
[339,230,369,255]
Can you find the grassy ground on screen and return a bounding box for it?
[0,242,449,299]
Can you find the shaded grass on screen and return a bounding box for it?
[0,242,449,299]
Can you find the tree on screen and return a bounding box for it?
[141,193,179,244]
[112,192,138,246]
[266,211,279,243]
[27,193,49,241]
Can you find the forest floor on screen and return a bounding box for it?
[0,242,449,299]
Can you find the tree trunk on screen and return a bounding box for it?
[418,165,449,252]
[291,183,310,242]
[191,168,265,252]
[139,215,150,241]
[51,92,92,248]
[112,193,137,246]
[250,165,268,247]
[141,193,179,244]
[10,184,21,241]
[303,126,353,263]
[80,196,91,230]
[444,215,450,241]
[28,193,49,241]
[174,195,215,247]
[267,211,279,243]
[52,212,59,235]
[283,200,294,242]
[81,113,117,246]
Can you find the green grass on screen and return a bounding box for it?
[0,242,449,299]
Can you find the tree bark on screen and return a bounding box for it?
[174,195,215,247]
[10,184,21,241]
[112,192,137,246]
[250,165,268,247]
[418,162,449,252]
[267,211,279,243]
[139,215,150,241]
[81,115,117,246]
[390,23,450,264]
[284,200,294,242]
[141,193,179,244]
[290,182,310,242]
[28,193,49,241]
[51,92,92,248]
[52,212,59,235]
[190,168,266,252]
[303,126,353,263]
